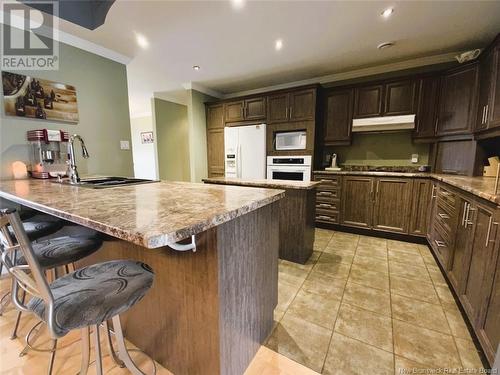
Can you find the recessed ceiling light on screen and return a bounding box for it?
[377,41,395,50]
[193,65,201,71]
[231,0,245,10]
[275,39,283,51]
[381,7,394,18]
[135,33,149,49]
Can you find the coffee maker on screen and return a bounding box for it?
[27,129,69,179]
[326,153,341,171]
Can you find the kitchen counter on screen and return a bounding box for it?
[0,179,284,248]
[0,178,283,375]
[203,177,320,190]
[203,177,317,264]
[314,170,500,205]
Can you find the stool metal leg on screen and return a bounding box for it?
[47,339,57,375]
[10,286,24,339]
[79,326,90,375]
[112,315,146,375]
[103,320,125,368]
[93,324,103,375]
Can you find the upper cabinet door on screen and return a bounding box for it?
[289,89,316,121]
[206,104,224,130]
[225,101,245,123]
[323,88,353,146]
[244,97,266,121]
[436,63,479,136]
[476,50,494,131]
[414,76,440,139]
[487,44,500,130]
[384,79,417,116]
[267,93,289,123]
[353,84,384,118]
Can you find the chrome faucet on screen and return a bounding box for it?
[67,134,89,184]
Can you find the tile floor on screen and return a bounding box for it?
[266,228,485,375]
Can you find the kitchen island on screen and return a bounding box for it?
[203,177,319,264]
[0,179,285,375]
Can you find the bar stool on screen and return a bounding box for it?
[0,214,63,315]
[1,208,155,375]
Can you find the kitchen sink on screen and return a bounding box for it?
[54,177,158,189]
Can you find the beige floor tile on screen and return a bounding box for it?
[286,289,341,329]
[388,260,431,282]
[332,231,359,241]
[334,303,393,352]
[352,255,389,274]
[325,238,358,252]
[444,308,473,340]
[422,252,437,265]
[321,247,355,262]
[394,355,437,373]
[454,337,484,371]
[435,284,457,306]
[427,267,449,287]
[312,256,352,280]
[245,346,320,375]
[358,236,387,247]
[323,333,394,375]
[391,293,451,334]
[387,240,420,252]
[342,281,391,316]
[279,262,309,287]
[354,245,388,260]
[390,275,440,304]
[393,320,462,369]
[276,282,300,314]
[266,313,332,373]
[301,271,346,299]
[388,249,425,265]
[313,240,329,251]
[348,264,389,290]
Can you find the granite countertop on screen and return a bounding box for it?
[313,170,500,205]
[203,177,320,190]
[0,179,285,249]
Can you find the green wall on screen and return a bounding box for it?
[324,132,430,167]
[0,32,133,179]
[154,98,190,181]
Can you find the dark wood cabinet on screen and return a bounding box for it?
[489,44,500,130]
[414,76,440,139]
[476,43,500,132]
[323,88,353,146]
[244,97,266,120]
[267,88,316,123]
[289,89,316,121]
[353,84,384,118]
[225,97,266,123]
[206,104,225,178]
[436,63,479,136]
[384,80,417,116]
[409,179,431,236]
[372,178,413,233]
[314,174,341,225]
[448,196,474,292]
[341,176,374,228]
[461,201,499,324]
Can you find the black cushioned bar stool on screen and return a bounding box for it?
[0,208,155,375]
[0,211,104,374]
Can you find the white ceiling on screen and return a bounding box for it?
[53,0,500,116]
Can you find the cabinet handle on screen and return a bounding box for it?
[435,240,446,248]
[376,180,380,199]
[318,191,333,196]
[289,107,293,119]
[482,105,486,124]
[438,213,450,220]
[317,215,332,221]
[485,217,499,247]
[318,203,333,208]
[370,180,374,201]
[466,206,476,226]
[462,202,468,227]
[485,104,489,124]
[285,107,288,118]
[431,185,437,200]
[434,117,439,133]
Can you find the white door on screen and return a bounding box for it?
[238,124,266,179]
[224,127,239,178]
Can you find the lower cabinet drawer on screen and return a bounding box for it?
[432,222,452,268]
[316,189,340,199]
[316,200,340,211]
[315,211,339,224]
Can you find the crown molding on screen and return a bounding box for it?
[221,51,461,98]
[1,10,132,65]
[183,82,223,99]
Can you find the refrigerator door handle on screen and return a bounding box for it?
[237,144,242,178]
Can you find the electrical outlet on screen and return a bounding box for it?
[411,154,419,163]
[120,140,130,150]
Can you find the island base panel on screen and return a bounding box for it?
[77,202,279,375]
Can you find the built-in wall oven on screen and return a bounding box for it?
[266,155,312,182]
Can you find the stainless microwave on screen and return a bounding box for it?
[275,131,307,150]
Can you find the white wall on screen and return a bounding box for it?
[130,114,158,180]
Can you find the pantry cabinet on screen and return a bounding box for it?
[206,104,225,178]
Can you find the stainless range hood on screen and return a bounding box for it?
[352,114,415,133]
